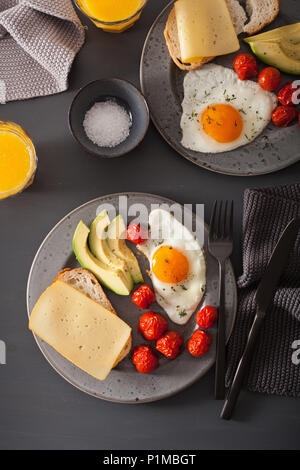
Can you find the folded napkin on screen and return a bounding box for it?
[0,0,85,103]
[226,183,300,397]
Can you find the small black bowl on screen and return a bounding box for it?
[69,78,149,158]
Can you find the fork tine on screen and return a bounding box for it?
[209,200,217,241]
[229,200,234,240]
[223,200,228,238]
[217,200,223,238]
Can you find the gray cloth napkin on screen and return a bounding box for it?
[226,183,300,397]
[0,0,85,103]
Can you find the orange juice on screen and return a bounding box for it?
[76,0,147,32]
[85,0,141,22]
[0,122,36,200]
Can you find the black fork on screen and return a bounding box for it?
[208,201,234,400]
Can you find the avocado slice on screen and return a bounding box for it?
[248,41,300,75]
[73,221,131,296]
[89,210,133,290]
[107,215,144,284]
[244,23,300,44]
[244,23,300,75]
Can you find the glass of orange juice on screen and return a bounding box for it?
[0,121,37,200]
[74,0,148,33]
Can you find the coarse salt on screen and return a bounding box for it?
[83,100,132,148]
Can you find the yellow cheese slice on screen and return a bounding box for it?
[29,280,131,381]
[175,0,240,63]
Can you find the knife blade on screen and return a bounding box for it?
[220,218,300,420]
[256,218,300,316]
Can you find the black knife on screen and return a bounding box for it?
[220,218,300,420]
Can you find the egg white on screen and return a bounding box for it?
[137,209,206,325]
[181,64,278,153]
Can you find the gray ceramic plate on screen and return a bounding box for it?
[27,193,237,403]
[140,0,300,176]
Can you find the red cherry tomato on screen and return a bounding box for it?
[272,105,298,127]
[156,331,183,359]
[258,67,281,91]
[138,311,168,341]
[127,223,147,244]
[132,345,158,374]
[233,54,258,80]
[277,82,300,106]
[187,330,212,357]
[132,284,156,309]
[196,305,218,329]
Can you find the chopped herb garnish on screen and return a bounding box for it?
[179,310,187,318]
[181,285,187,291]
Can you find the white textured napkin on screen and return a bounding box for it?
[0,0,85,103]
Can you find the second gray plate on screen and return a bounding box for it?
[140,0,300,176]
[27,193,237,403]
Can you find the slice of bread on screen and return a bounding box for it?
[164,8,213,71]
[56,268,131,366]
[227,0,248,35]
[244,0,280,35]
[164,0,280,71]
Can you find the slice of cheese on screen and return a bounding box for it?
[29,280,131,381]
[175,0,240,63]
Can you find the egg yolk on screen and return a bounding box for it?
[152,246,189,284]
[200,104,243,143]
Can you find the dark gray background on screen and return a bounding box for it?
[1,0,300,450]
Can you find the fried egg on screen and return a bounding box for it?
[137,209,206,325]
[181,64,277,153]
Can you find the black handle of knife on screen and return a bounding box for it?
[220,312,264,420]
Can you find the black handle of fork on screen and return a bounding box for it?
[215,260,226,400]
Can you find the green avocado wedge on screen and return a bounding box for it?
[244,23,300,75]
[244,23,300,44]
[248,41,300,75]
[89,210,133,290]
[107,215,144,284]
[73,221,132,296]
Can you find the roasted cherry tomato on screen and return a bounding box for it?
[196,305,218,329]
[156,330,183,359]
[277,82,300,107]
[139,311,168,341]
[126,223,147,244]
[272,105,298,127]
[187,330,212,357]
[233,54,258,80]
[132,284,156,309]
[132,345,158,374]
[258,67,281,91]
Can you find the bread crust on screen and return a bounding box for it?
[244,0,280,35]
[56,268,131,367]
